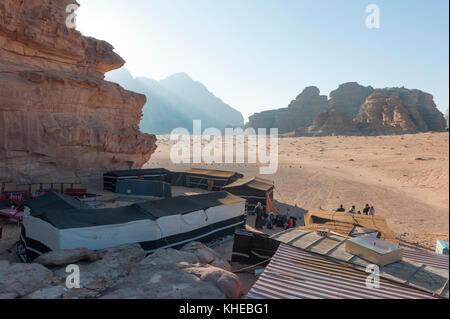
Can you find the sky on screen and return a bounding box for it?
[77,0,449,120]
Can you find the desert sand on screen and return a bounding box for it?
[146,132,449,250]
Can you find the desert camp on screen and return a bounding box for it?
[0,0,448,303]
[2,166,448,300]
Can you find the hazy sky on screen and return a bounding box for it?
[77,0,449,120]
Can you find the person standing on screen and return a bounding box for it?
[255,202,264,230]
[369,206,376,216]
[363,204,370,215]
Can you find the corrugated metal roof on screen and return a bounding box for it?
[270,228,449,297]
[247,244,440,299]
[403,249,449,270]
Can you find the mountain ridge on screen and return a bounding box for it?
[106,68,244,134]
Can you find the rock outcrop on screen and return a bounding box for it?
[354,93,421,135]
[328,82,374,119]
[0,0,157,183]
[247,86,329,134]
[0,260,55,299]
[304,109,360,137]
[2,242,242,299]
[248,82,447,136]
[374,87,447,132]
[102,247,242,299]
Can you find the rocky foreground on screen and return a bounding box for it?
[0,0,157,183]
[0,242,242,299]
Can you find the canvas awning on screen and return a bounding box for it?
[27,191,245,229]
[223,177,274,192]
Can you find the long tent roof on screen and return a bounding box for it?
[27,191,245,230]
[223,177,274,192]
[301,210,397,244]
[184,168,243,179]
[103,168,171,178]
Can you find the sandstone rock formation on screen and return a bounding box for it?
[0,0,157,183]
[305,109,360,137]
[248,82,447,137]
[375,87,447,132]
[247,86,329,134]
[328,82,374,118]
[354,93,421,135]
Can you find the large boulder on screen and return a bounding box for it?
[184,264,243,299]
[25,286,67,299]
[51,244,146,290]
[180,241,221,264]
[100,247,242,299]
[34,248,104,267]
[180,241,232,271]
[0,260,54,299]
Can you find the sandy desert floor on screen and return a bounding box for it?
[146,132,449,250]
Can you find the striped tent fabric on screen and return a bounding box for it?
[247,244,438,299]
[403,249,449,270]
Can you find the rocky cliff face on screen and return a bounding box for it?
[354,93,422,135]
[0,0,157,183]
[328,82,374,119]
[374,87,447,132]
[305,109,360,137]
[247,86,328,134]
[248,82,446,137]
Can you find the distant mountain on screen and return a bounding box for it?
[106,68,244,134]
[248,82,447,136]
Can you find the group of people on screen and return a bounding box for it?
[254,202,297,230]
[336,204,375,216]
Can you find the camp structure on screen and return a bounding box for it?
[223,177,274,213]
[184,168,243,191]
[103,168,171,192]
[270,228,449,298]
[115,179,172,198]
[247,243,447,299]
[300,210,398,244]
[16,191,246,262]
